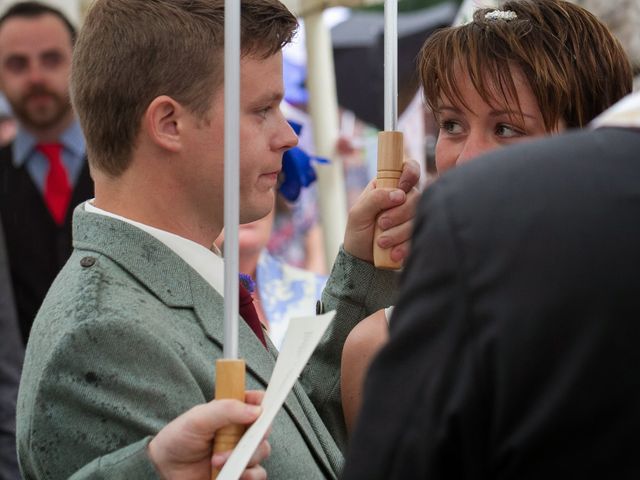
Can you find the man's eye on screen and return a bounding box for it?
[256,106,272,119]
[4,56,27,73]
[41,52,63,69]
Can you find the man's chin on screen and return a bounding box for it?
[24,117,57,129]
[11,100,71,131]
[18,111,67,131]
[239,198,275,225]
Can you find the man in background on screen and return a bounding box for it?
[0,1,93,343]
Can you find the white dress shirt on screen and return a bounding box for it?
[84,200,225,296]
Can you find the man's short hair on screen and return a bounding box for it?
[71,0,297,177]
[419,0,632,130]
[0,1,76,44]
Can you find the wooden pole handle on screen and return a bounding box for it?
[211,359,246,480]
[374,131,404,270]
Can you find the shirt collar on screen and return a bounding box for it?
[12,118,86,168]
[60,119,86,159]
[83,200,225,296]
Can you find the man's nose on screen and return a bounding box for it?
[278,117,299,152]
[26,63,46,85]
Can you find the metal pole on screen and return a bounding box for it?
[384,0,398,130]
[212,4,247,477]
[223,0,240,360]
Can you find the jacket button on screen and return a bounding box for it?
[315,300,324,315]
[80,256,96,268]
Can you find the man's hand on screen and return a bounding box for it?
[148,391,269,480]
[344,159,420,264]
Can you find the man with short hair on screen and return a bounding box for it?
[0,1,93,343]
[17,1,419,478]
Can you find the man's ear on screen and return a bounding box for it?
[144,95,184,153]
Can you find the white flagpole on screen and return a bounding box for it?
[223,0,240,362]
[212,1,246,477]
[384,0,398,132]
[374,0,404,270]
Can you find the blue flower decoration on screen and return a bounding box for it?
[279,120,329,202]
[239,273,256,294]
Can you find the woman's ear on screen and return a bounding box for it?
[143,95,183,153]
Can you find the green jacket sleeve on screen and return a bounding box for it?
[69,437,160,479]
[302,246,399,452]
[17,311,207,480]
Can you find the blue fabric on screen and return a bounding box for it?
[12,119,86,193]
[283,58,308,105]
[256,251,327,350]
[279,121,328,202]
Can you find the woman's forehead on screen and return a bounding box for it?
[437,62,531,110]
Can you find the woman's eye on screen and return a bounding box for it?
[496,124,524,138]
[440,120,462,135]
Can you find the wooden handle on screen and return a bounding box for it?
[374,131,404,270]
[211,359,246,480]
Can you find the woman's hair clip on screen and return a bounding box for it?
[484,10,518,21]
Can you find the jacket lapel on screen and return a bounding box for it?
[189,271,276,385]
[189,270,339,477]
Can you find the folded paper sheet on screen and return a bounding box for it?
[217,310,336,480]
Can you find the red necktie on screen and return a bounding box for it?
[239,283,267,348]
[38,143,71,226]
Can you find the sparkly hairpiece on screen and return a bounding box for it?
[484,10,518,21]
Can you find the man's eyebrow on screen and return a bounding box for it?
[4,52,27,60]
[251,91,284,106]
[40,48,64,56]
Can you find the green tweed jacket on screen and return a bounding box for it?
[17,207,398,479]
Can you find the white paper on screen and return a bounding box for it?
[217,310,336,480]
